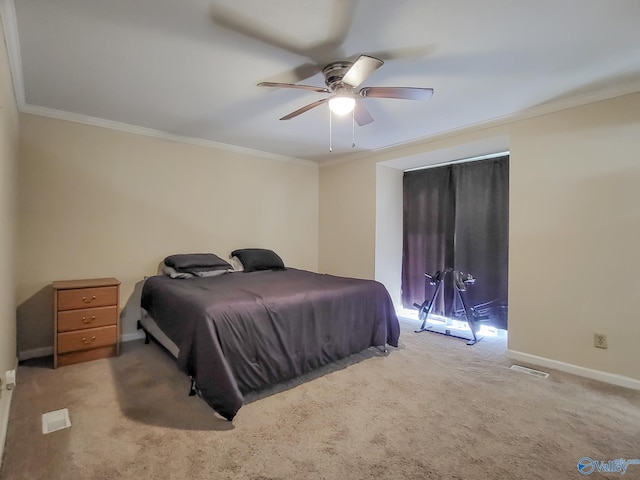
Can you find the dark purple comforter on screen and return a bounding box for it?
[140,268,400,420]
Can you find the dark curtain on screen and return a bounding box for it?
[401,156,509,329]
[401,166,454,316]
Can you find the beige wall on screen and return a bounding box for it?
[17,114,319,352]
[318,157,376,279]
[0,12,19,460]
[319,92,640,382]
[508,94,640,380]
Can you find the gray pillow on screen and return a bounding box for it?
[164,253,231,271]
[160,264,229,279]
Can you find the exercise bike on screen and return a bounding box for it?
[413,268,489,345]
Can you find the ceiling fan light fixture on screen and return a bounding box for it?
[328,96,356,115]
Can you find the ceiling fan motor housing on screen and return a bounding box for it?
[322,61,354,91]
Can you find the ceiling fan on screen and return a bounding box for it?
[258,54,434,126]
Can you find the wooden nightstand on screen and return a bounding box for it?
[53,277,121,368]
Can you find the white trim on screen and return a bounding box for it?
[20,104,318,168]
[506,349,640,391]
[0,357,18,471]
[121,331,145,343]
[4,0,640,169]
[0,2,315,169]
[1,1,314,168]
[321,83,640,168]
[403,151,509,172]
[18,346,52,361]
[0,0,25,105]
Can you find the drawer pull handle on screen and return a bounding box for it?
[82,336,97,345]
[81,316,96,324]
[82,295,97,303]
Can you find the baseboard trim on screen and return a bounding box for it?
[0,357,19,471]
[506,349,640,391]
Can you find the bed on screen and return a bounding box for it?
[140,250,400,420]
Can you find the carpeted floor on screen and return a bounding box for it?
[2,320,639,480]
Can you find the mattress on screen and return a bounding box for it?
[141,268,400,420]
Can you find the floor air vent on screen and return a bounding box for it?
[42,408,71,434]
[510,364,549,378]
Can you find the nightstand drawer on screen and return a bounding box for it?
[57,286,118,311]
[57,325,117,353]
[57,305,118,332]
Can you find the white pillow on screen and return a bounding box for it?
[229,256,244,272]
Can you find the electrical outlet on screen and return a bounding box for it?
[4,370,15,390]
[594,333,608,349]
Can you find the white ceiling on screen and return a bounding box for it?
[6,0,640,163]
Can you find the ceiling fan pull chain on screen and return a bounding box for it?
[329,108,333,152]
[352,108,356,148]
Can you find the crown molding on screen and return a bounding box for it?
[4,0,639,170]
[321,82,640,168]
[20,104,318,167]
[2,0,315,167]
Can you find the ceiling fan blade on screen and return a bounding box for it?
[210,4,357,67]
[258,82,330,93]
[261,63,322,85]
[359,87,434,100]
[354,102,374,126]
[342,55,384,88]
[210,5,308,59]
[364,45,437,63]
[280,98,329,120]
